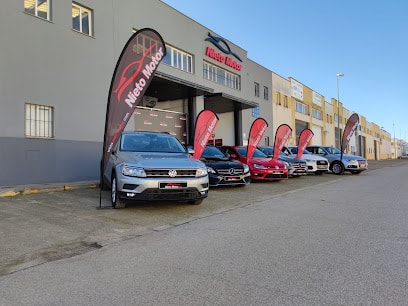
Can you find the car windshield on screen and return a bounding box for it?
[288,147,312,155]
[202,146,227,159]
[260,147,288,157]
[120,133,186,153]
[325,147,342,154]
[236,147,268,158]
[259,147,273,156]
[286,147,297,154]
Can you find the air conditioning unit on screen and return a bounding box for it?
[142,96,158,108]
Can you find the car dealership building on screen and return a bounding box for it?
[0,0,393,186]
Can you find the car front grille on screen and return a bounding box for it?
[141,188,202,201]
[291,162,307,169]
[217,168,244,175]
[265,173,287,179]
[145,169,197,177]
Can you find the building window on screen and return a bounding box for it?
[24,0,50,20]
[72,3,93,36]
[203,62,241,90]
[334,114,340,123]
[312,108,322,120]
[263,86,269,100]
[254,82,260,97]
[295,101,308,115]
[283,96,288,108]
[276,93,281,105]
[163,45,193,73]
[25,103,54,138]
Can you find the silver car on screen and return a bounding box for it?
[103,131,209,208]
[306,145,368,175]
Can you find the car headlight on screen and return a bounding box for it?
[122,165,146,177]
[345,159,357,162]
[207,167,216,174]
[196,167,208,177]
[243,164,250,173]
[253,163,267,169]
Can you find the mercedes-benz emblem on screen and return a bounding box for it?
[168,169,177,177]
[228,168,235,175]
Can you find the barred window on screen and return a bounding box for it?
[163,45,193,73]
[312,108,322,120]
[283,96,288,108]
[263,86,269,100]
[295,101,308,115]
[254,82,260,97]
[25,103,54,138]
[72,2,93,36]
[334,114,340,123]
[203,62,241,90]
[24,0,50,20]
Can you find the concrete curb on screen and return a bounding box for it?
[0,181,99,198]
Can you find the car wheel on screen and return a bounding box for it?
[188,199,203,205]
[331,162,344,175]
[111,174,126,209]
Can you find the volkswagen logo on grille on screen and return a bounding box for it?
[228,168,235,175]
[168,169,177,177]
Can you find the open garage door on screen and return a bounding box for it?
[133,106,187,144]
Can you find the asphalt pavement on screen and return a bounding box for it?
[0,159,406,276]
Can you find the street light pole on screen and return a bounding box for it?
[393,122,396,159]
[336,73,344,148]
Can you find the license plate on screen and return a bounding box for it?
[317,165,327,169]
[159,182,187,189]
[225,176,240,181]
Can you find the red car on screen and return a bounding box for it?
[220,146,288,181]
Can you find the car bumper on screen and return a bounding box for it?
[116,175,209,201]
[208,173,251,187]
[251,169,288,180]
[345,160,368,172]
[306,162,329,173]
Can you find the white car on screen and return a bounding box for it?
[284,146,329,175]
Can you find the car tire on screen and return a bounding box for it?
[111,173,126,209]
[331,162,344,175]
[188,199,203,205]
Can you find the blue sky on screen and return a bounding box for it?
[161,0,408,140]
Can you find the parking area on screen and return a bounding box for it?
[0,159,406,275]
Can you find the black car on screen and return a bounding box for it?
[198,146,251,187]
[258,146,308,177]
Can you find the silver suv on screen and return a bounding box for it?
[306,145,368,175]
[103,131,209,208]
